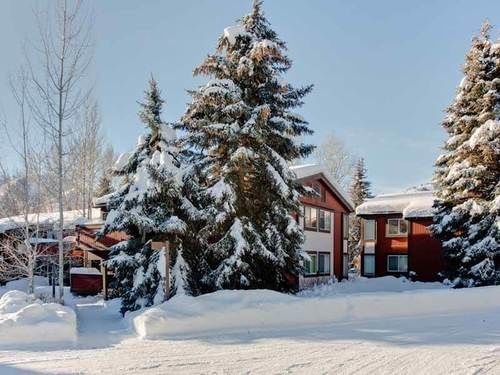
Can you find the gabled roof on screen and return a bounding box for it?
[290,164,354,212]
[356,190,436,218]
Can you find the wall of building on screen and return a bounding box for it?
[361,215,444,282]
[408,219,444,282]
[299,177,351,281]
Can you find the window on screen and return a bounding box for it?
[387,255,408,272]
[304,206,318,230]
[318,253,331,274]
[386,219,408,237]
[363,219,376,241]
[342,214,349,240]
[304,253,318,274]
[311,183,326,202]
[304,206,332,232]
[304,252,330,275]
[312,183,321,197]
[364,255,375,276]
[318,210,331,232]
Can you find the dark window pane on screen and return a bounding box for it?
[388,256,398,271]
[400,220,408,234]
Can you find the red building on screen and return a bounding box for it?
[75,164,354,294]
[356,189,444,282]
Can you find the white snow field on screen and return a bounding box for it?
[1,277,500,374]
[0,290,76,349]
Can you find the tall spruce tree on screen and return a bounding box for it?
[100,78,189,313]
[431,22,500,287]
[348,158,372,266]
[177,0,314,292]
[96,173,112,198]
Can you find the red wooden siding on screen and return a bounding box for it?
[70,274,102,295]
[373,215,408,276]
[408,219,444,282]
[361,215,444,281]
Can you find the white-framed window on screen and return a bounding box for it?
[363,219,376,241]
[386,219,408,237]
[387,255,408,272]
[318,210,331,232]
[304,206,318,230]
[304,253,318,274]
[364,254,375,276]
[304,251,331,275]
[342,214,349,240]
[304,206,332,232]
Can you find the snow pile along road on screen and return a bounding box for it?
[298,276,447,297]
[130,284,500,339]
[0,290,76,348]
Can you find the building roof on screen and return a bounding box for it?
[92,164,355,213]
[290,164,354,212]
[0,209,102,234]
[356,190,436,218]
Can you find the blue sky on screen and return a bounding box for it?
[1,0,499,194]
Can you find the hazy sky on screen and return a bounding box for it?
[1,0,499,194]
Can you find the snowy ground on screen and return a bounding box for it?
[0,277,499,374]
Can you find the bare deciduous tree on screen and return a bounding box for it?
[68,99,104,218]
[24,0,93,302]
[0,71,47,294]
[314,131,356,190]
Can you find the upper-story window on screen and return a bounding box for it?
[311,183,326,202]
[318,210,331,232]
[304,206,318,230]
[304,205,331,232]
[386,218,408,237]
[363,219,376,241]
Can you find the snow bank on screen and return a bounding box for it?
[356,190,435,218]
[0,276,49,296]
[298,276,446,297]
[0,290,76,348]
[129,280,500,339]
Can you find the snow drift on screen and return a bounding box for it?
[129,280,500,339]
[0,290,76,348]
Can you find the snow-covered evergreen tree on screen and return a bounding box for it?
[177,0,314,292]
[431,22,500,287]
[348,158,372,266]
[100,78,188,313]
[96,173,112,198]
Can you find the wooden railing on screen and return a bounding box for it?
[77,226,128,252]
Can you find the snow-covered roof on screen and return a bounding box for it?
[356,190,436,218]
[93,193,113,206]
[290,164,354,211]
[0,209,102,234]
[70,267,102,276]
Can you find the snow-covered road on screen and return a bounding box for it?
[1,278,500,374]
[1,306,499,374]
